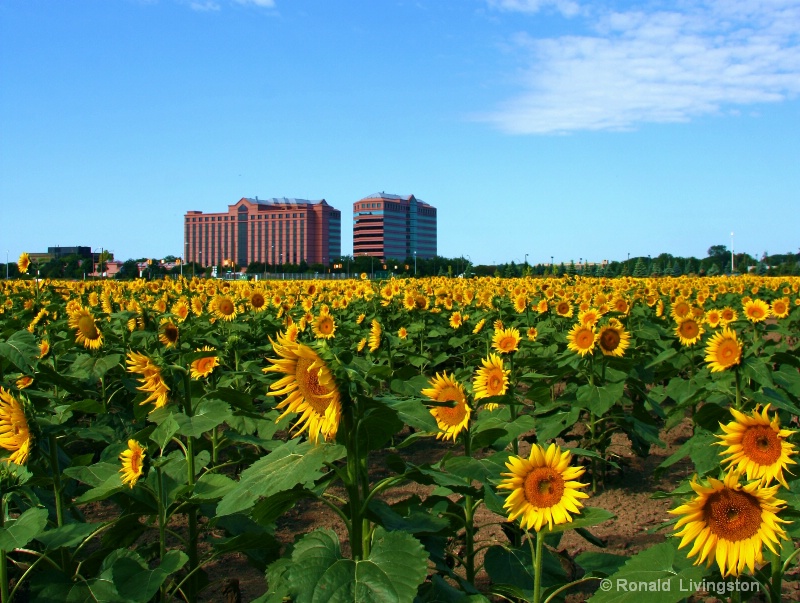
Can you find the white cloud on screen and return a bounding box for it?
[188,1,221,10]
[483,1,800,133]
[233,0,275,7]
[487,0,581,18]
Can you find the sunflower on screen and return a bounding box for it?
[704,327,742,372]
[720,306,738,325]
[356,313,366,325]
[422,372,471,442]
[705,309,722,329]
[368,319,381,352]
[492,327,521,354]
[191,346,220,379]
[566,323,596,357]
[357,337,367,352]
[16,376,33,390]
[211,294,238,322]
[264,335,341,444]
[513,295,528,314]
[250,291,268,313]
[473,318,486,334]
[68,306,104,350]
[597,322,630,357]
[0,387,32,465]
[498,443,589,532]
[743,299,769,323]
[39,339,50,358]
[119,439,145,488]
[449,311,464,329]
[126,351,170,411]
[675,316,704,347]
[527,327,538,341]
[536,299,549,314]
[717,405,797,488]
[473,353,509,401]
[158,319,180,348]
[312,312,337,340]
[18,252,31,274]
[398,326,408,339]
[554,300,573,318]
[770,297,790,319]
[578,308,601,327]
[670,471,789,578]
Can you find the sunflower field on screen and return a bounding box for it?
[0,272,799,603]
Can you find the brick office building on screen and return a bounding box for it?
[184,197,341,268]
[352,193,437,260]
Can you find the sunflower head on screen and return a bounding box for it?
[191,347,220,380]
[492,327,521,354]
[670,471,789,577]
[119,439,145,488]
[498,443,589,532]
[717,404,797,488]
[368,319,381,352]
[675,316,703,346]
[312,312,337,340]
[704,327,742,373]
[597,322,630,357]
[0,388,33,465]
[566,323,596,357]
[68,307,103,350]
[18,253,31,274]
[211,295,239,322]
[472,353,509,401]
[743,299,769,323]
[422,372,471,442]
[158,319,180,348]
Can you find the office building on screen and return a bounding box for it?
[352,193,436,260]
[184,197,341,267]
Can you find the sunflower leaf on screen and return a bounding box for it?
[0,329,40,373]
[0,507,48,552]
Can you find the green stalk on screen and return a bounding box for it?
[463,429,476,585]
[1,495,8,603]
[182,371,199,603]
[156,465,168,602]
[770,544,782,603]
[532,529,545,603]
[48,434,69,571]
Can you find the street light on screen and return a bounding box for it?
[731,231,735,273]
[414,251,417,277]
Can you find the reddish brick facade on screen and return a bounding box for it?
[353,193,437,260]
[184,197,341,267]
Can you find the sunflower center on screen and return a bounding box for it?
[319,318,333,334]
[251,293,266,308]
[488,373,503,393]
[437,388,467,425]
[218,298,235,316]
[523,467,565,508]
[680,321,699,338]
[296,357,332,413]
[414,295,427,309]
[78,315,99,339]
[600,329,620,351]
[131,452,141,474]
[498,337,516,351]
[717,340,739,364]
[705,488,762,542]
[576,330,594,348]
[741,426,782,465]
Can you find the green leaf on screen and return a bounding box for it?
[656,429,719,477]
[150,412,180,450]
[113,549,188,602]
[68,353,122,382]
[358,399,403,453]
[484,541,567,592]
[287,528,428,603]
[191,472,237,502]
[0,329,40,373]
[587,540,709,603]
[217,439,345,516]
[381,397,438,432]
[576,551,629,576]
[741,356,774,388]
[36,521,109,550]
[545,507,615,534]
[576,382,625,416]
[173,399,233,438]
[534,407,581,442]
[0,507,48,552]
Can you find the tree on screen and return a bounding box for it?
[633,258,647,277]
[707,245,728,258]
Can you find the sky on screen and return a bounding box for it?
[1,0,799,267]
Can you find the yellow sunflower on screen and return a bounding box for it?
[770,297,790,319]
[449,311,464,329]
[704,308,722,329]
[264,335,341,444]
[211,294,239,322]
[597,322,630,358]
[368,319,381,352]
[119,439,145,488]
[578,308,601,327]
[566,323,596,357]
[675,316,703,347]
[312,312,337,340]
[743,299,769,323]
[171,300,190,322]
[498,443,589,532]
[126,351,170,411]
[704,327,742,372]
[717,405,797,488]
[68,306,104,350]
[249,291,268,313]
[16,376,33,390]
[554,300,573,318]
[158,319,180,348]
[527,327,538,341]
[357,337,367,352]
[39,339,50,358]
[0,387,32,465]
[397,327,408,339]
[492,327,521,354]
[18,252,31,274]
[473,318,486,334]
[720,306,738,325]
[422,372,471,442]
[472,353,509,401]
[190,346,220,379]
[670,471,789,578]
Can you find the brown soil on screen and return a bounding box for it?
[199,417,799,603]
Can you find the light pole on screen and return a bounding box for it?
[414,251,417,277]
[5,250,8,279]
[730,231,735,273]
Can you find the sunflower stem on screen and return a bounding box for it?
[1,495,8,603]
[182,371,199,603]
[463,428,476,585]
[156,464,168,602]
[533,529,545,603]
[48,434,69,571]
[770,543,782,603]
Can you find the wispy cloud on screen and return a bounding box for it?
[487,0,581,18]
[483,1,800,133]
[232,0,275,7]
[181,0,275,11]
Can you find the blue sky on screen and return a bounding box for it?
[1,0,798,266]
